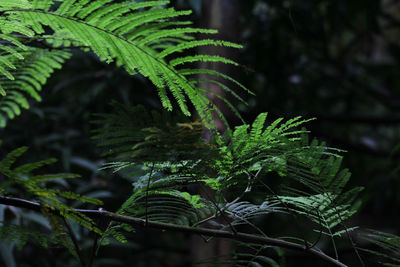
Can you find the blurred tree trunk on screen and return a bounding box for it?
[190,1,241,266]
[198,0,242,133]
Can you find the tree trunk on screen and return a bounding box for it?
[191,1,241,266]
[198,0,242,133]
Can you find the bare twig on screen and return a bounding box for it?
[0,195,348,267]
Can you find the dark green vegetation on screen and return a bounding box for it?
[0,0,399,266]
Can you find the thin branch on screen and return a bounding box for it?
[313,167,365,266]
[191,169,256,228]
[0,195,347,267]
[257,178,311,250]
[62,217,86,267]
[308,209,323,250]
[88,235,98,267]
[191,213,217,227]
[198,185,237,234]
[145,163,155,226]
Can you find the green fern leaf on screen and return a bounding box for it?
[0,48,70,127]
[0,0,248,123]
[0,145,103,236]
[361,230,400,266]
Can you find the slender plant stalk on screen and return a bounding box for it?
[0,195,347,267]
[63,217,86,267]
[88,235,99,267]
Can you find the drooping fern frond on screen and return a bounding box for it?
[108,161,217,226]
[0,145,103,239]
[92,102,218,234]
[122,188,213,225]
[96,162,217,245]
[0,224,53,250]
[360,230,400,266]
[91,101,214,163]
[211,113,362,231]
[0,48,71,127]
[226,201,283,227]
[0,0,33,83]
[0,0,249,125]
[200,242,282,267]
[94,104,363,243]
[263,141,364,246]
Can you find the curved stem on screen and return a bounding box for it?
[0,195,347,267]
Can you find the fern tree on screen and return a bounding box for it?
[0,0,398,266]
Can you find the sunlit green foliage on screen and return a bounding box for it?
[0,143,102,257]
[93,103,363,258]
[0,1,398,266]
[0,0,247,126]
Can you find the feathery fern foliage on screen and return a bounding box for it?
[201,242,282,267]
[0,48,70,127]
[0,224,53,250]
[91,101,213,164]
[0,0,248,126]
[92,103,217,229]
[0,143,102,254]
[360,230,400,266]
[0,1,397,266]
[93,103,362,256]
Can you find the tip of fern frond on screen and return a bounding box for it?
[296,117,316,124]
[183,9,193,16]
[181,109,191,116]
[247,90,256,96]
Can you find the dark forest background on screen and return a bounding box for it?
[1,0,400,266]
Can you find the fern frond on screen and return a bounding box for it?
[227,201,283,226]
[0,0,33,81]
[0,0,248,123]
[121,190,211,225]
[180,68,253,96]
[274,194,357,231]
[0,0,31,9]
[195,78,247,105]
[93,103,220,227]
[197,86,246,124]
[0,145,102,234]
[0,48,71,127]
[159,39,243,58]
[100,223,135,245]
[0,224,53,249]
[207,113,364,250]
[112,159,216,225]
[92,102,212,163]
[200,242,281,267]
[360,230,400,266]
[169,54,239,67]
